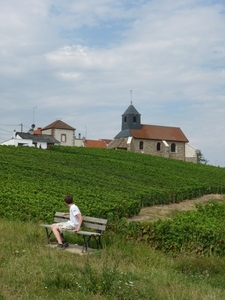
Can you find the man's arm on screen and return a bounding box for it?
[73,214,83,232]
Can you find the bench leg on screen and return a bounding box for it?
[93,235,102,249]
[82,235,88,253]
[81,235,102,253]
[97,236,102,249]
[45,228,53,244]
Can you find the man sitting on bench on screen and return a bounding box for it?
[51,194,83,250]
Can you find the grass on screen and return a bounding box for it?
[1,219,225,299]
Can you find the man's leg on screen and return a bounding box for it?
[61,233,65,242]
[51,224,63,244]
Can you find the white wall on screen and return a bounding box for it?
[54,129,74,146]
[1,137,34,147]
[36,142,47,149]
[74,139,83,147]
[185,144,197,158]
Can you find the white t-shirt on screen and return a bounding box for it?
[68,204,81,228]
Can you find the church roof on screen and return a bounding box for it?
[122,104,141,116]
[42,120,75,131]
[114,129,132,139]
[107,138,128,149]
[130,124,189,142]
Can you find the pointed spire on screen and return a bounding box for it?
[130,90,132,105]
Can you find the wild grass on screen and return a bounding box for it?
[1,219,225,299]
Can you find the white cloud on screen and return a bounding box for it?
[0,0,224,166]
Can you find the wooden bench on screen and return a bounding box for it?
[40,212,108,253]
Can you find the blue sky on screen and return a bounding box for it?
[0,0,224,167]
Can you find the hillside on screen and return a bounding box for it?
[0,145,224,223]
[128,194,225,222]
[1,145,225,300]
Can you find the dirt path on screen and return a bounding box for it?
[128,194,225,222]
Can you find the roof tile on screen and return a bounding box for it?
[17,132,60,144]
[84,139,108,148]
[42,120,75,131]
[130,124,189,142]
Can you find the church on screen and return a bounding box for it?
[107,103,197,163]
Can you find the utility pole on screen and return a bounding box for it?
[31,106,37,125]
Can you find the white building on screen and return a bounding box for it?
[1,131,60,149]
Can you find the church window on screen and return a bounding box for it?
[157,142,161,151]
[171,143,176,152]
[139,141,144,150]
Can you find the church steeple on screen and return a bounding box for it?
[121,102,141,131]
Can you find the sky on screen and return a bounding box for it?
[0,0,224,167]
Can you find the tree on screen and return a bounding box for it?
[196,149,208,164]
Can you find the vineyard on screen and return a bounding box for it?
[115,201,225,256]
[0,145,224,224]
[1,145,225,300]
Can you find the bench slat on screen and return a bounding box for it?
[53,218,107,229]
[55,212,69,218]
[82,222,106,231]
[55,212,107,225]
[66,230,101,236]
[82,216,108,224]
[53,217,68,223]
[40,224,51,228]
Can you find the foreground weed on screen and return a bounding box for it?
[175,255,225,289]
[43,257,154,299]
[2,219,225,299]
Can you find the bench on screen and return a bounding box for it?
[40,212,108,253]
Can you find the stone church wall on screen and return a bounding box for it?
[129,138,186,161]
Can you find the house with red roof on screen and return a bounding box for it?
[107,103,197,163]
[41,120,76,146]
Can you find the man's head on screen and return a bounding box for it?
[64,194,74,205]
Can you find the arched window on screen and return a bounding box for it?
[157,142,161,151]
[139,141,144,150]
[171,143,176,152]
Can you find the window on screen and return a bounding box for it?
[139,141,143,150]
[171,143,176,152]
[61,134,66,142]
[124,116,127,123]
[133,116,136,123]
[157,142,161,151]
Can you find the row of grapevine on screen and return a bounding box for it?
[0,145,224,223]
[120,201,225,256]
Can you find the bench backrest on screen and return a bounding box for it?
[54,212,108,232]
